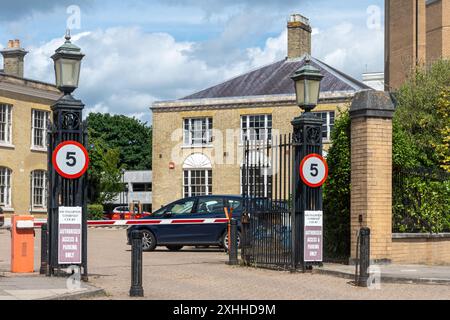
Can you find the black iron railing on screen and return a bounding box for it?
[241,135,294,270]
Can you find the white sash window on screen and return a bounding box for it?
[0,167,12,207]
[0,104,12,145]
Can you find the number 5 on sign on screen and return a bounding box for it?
[53,141,90,179]
[300,154,328,188]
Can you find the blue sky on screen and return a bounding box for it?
[0,0,384,123]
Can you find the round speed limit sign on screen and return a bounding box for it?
[52,141,90,179]
[300,154,329,188]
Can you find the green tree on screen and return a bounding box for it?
[394,59,450,167]
[434,88,450,172]
[88,136,124,204]
[87,113,152,170]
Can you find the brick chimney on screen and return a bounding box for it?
[1,39,28,78]
[287,14,312,60]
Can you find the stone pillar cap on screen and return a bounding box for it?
[350,90,395,119]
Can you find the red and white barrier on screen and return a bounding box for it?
[33,218,230,228]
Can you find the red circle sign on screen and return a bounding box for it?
[300,154,329,188]
[52,141,90,179]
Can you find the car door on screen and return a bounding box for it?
[189,197,226,243]
[155,198,196,244]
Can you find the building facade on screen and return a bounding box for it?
[112,170,153,212]
[385,0,450,90]
[151,14,369,210]
[0,40,61,216]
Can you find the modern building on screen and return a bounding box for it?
[112,170,153,212]
[151,14,370,210]
[385,0,450,90]
[362,72,385,91]
[0,40,61,216]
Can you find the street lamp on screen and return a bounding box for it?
[291,55,324,112]
[290,55,325,271]
[51,31,84,96]
[47,31,88,280]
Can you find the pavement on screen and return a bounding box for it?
[315,263,450,285]
[1,226,450,300]
[0,274,104,300]
[0,227,105,300]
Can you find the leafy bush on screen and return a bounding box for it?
[323,108,351,259]
[394,59,450,168]
[393,170,450,233]
[88,204,104,221]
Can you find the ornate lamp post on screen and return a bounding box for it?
[290,55,324,271]
[47,32,89,280]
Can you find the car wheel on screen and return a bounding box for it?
[221,231,241,251]
[166,245,184,251]
[141,230,157,252]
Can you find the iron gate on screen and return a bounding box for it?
[241,135,294,270]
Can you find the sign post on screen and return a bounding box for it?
[299,154,327,265]
[47,35,88,280]
[291,119,328,270]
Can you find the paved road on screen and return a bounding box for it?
[2,228,450,300]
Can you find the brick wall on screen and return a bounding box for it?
[350,117,393,262]
[392,235,450,265]
[385,0,427,90]
[426,0,450,64]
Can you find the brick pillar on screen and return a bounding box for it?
[350,91,395,264]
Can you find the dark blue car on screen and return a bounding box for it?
[127,195,243,251]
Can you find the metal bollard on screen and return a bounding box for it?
[129,230,144,297]
[357,227,371,287]
[240,212,250,265]
[228,219,238,266]
[40,223,48,275]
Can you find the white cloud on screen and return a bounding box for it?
[246,30,287,68]
[25,27,252,123]
[23,18,383,124]
[313,22,384,77]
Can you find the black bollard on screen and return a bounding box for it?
[357,227,371,287]
[40,223,48,275]
[240,212,250,265]
[129,230,144,297]
[228,219,239,266]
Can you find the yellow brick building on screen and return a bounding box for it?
[151,14,370,210]
[0,40,61,216]
[385,0,450,90]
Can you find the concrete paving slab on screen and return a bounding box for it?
[315,263,450,285]
[0,276,105,300]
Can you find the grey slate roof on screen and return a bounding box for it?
[182,55,370,100]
